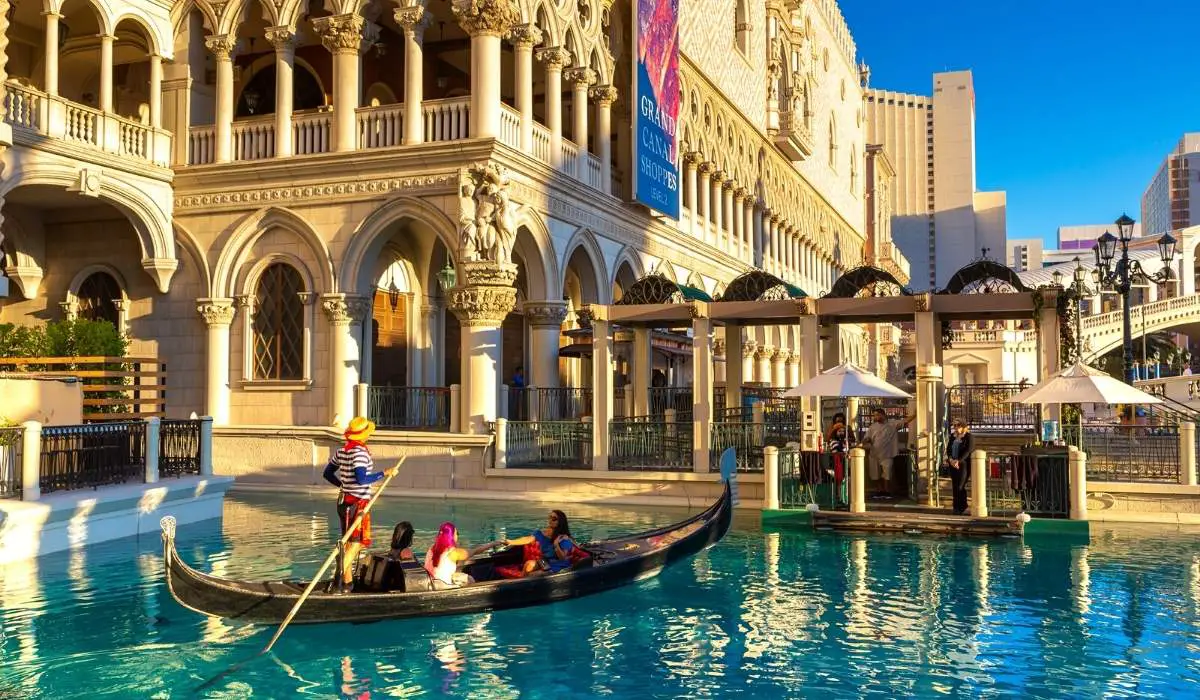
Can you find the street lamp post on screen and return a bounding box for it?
[1091,214,1178,384]
[1052,256,1097,366]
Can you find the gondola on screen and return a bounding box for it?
[160,482,733,624]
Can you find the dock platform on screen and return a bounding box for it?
[812,510,1023,537]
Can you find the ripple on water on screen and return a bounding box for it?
[4,496,1200,698]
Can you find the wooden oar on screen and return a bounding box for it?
[261,456,406,654]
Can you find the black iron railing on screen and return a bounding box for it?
[983,451,1070,518]
[39,422,146,494]
[159,419,203,477]
[1064,424,1180,483]
[0,427,22,499]
[649,387,692,417]
[509,388,593,421]
[504,420,592,469]
[778,450,846,510]
[945,384,1038,433]
[609,418,693,471]
[710,422,764,472]
[368,386,451,431]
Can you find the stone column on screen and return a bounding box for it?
[537,46,570,167]
[742,340,757,384]
[197,298,236,425]
[756,346,774,384]
[591,85,617,194]
[524,300,567,390]
[739,191,753,263]
[713,338,727,384]
[507,24,542,152]
[796,308,821,450]
[631,327,652,416]
[205,35,236,163]
[692,314,714,473]
[454,0,518,139]
[43,12,60,96]
[724,323,743,416]
[148,54,163,129]
[766,215,777,274]
[591,315,614,470]
[448,262,518,433]
[316,14,376,153]
[322,293,371,426]
[786,353,800,387]
[683,152,700,237]
[726,184,739,254]
[264,26,296,157]
[698,162,713,244]
[565,67,595,177]
[772,349,788,388]
[753,203,765,269]
[99,34,114,112]
[395,6,429,146]
[712,173,725,247]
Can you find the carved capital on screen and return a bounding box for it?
[394,5,429,34]
[697,161,715,176]
[506,22,542,47]
[452,0,519,37]
[321,293,371,326]
[535,46,572,69]
[204,34,237,59]
[756,346,775,361]
[197,298,236,326]
[264,25,296,52]
[742,340,758,358]
[713,339,726,357]
[683,151,702,167]
[563,66,597,87]
[523,300,568,328]
[589,84,618,106]
[914,292,931,313]
[786,354,801,366]
[314,14,376,54]
[448,285,518,327]
[773,348,790,362]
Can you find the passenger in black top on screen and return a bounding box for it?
[946,420,973,515]
[389,521,416,562]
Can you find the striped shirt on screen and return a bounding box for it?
[326,444,381,499]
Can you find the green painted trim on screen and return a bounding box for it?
[761,508,814,530]
[1024,518,1090,541]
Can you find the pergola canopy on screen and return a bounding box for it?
[615,273,712,305]
[719,270,806,302]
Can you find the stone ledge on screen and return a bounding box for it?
[215,424,492,447]
[1087,482,1200,496]
[486,468,764,483]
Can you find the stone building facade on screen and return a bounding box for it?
[0,0,893,428]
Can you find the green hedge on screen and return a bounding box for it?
[0,319,128,360]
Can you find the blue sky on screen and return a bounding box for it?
[841,0,1200,247]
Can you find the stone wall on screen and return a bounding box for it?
[679,0,767,130]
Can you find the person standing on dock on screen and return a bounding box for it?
[323,417,398,592]
[862,409,914,498]
[945,419,973,516]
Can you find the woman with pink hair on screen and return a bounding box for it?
[423,522,493,588]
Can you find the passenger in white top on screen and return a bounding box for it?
[424,521,493,588]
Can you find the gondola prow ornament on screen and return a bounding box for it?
[719,447,740,507]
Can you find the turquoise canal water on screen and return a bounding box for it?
[3,492,1200,698]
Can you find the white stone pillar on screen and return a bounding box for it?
[265,26,296,157]
[565,67,595,176]
[448,263,519,433]
[753,204,765,269]
[199,417,214,475]
[849,447,866,513]
[205,35,236,163]
[1069,445,1088,521]
[684,153,700,237]
[395,7,428,146]
[970,449,988,518]
[742,340,757,384]
[1181,421,1197,486]
[725,324,743,416]
[43,12,60,96]
[712,174,725,247]
[508,24,541,152]
[591,85,617,194]
[772,349,788,388]
[317,14,374,153]
[692,314,714,473]
[537,46,570,167]
[145,417,161,484]
[99,34,114,112]
[148,54,163,129]
[457,3,515,139]
[494,417,508,468]
[723,183,736,253]
[632,327,652,416]
[698,163,714,244]
[763,445,780,510]
[524,300,567,390]
[197,299,235,425]
[322,294,370,427]
[787,355,800,387]
[591,317,614,470]
[20,421,41,501]
[756,346,773,384]
[741,192,754,263]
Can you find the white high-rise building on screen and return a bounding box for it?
[1006,239,1043,272]
[864,70,1007,289]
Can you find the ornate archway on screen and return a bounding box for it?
[941,260,1029,295]
[615,273,713,305]
[719,270,806,301]
[824,266,911,299]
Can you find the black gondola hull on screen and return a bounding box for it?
[162,484,733,624]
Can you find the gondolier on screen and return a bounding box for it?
[323,417,398,592]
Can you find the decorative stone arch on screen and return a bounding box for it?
[940,259,1030,295]
[236,52,329,110]
[653,258,679,283]
[685,270,707,295]
[0,164,177,292]
[340,195,459,298]
[720,270,806,301]
[214,206,335,298]
[560,227,609,304]
[825,265,911,299]
[510,206,558,303]
[610,246,645,284]
[239,251,316,297]
[172,221,213,297]
[236,251,318,383]
[169,0,217,36]
[112,9,172,58]
[531,2,562,48]
[51,0,114,36]
[0,210,45,299]
[64,263,131,333]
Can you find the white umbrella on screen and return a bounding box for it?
[783,362,912,399]
[1005,362,1162,406]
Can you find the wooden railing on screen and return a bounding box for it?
[0,356,167,421]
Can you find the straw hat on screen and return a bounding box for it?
[344,416,376,442]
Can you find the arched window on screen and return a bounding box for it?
[236,65,324,117]
[828,116,838,169]
[734,0,750,54]
[252,263,305,380]
[77,272,122,328]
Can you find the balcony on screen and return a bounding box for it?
[877,241,911,285]
[775,110,815,161]
[183,99,607,192]
[3,82,171,173]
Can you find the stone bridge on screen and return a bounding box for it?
[1081,293,1200,361]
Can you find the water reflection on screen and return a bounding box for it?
[4,492,1200,697]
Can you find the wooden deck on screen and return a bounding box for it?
[812,509,1023,537]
